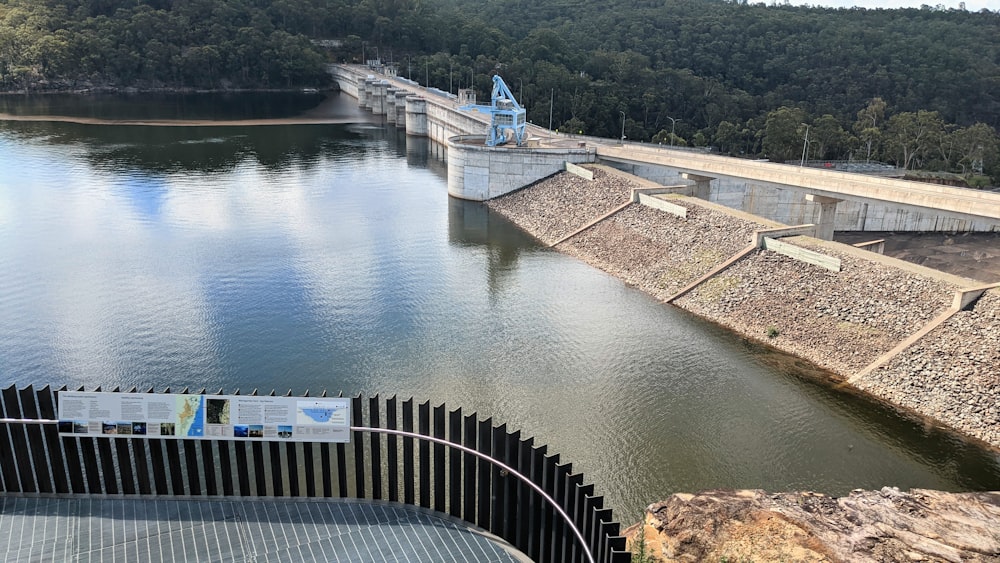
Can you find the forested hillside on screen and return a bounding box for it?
[419,0,999,180]
[1,0,998,179]
[0,0,342,88]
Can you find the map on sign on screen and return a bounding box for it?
[176,395,205,437]
[296,400,349,426]
[57,392,350,443]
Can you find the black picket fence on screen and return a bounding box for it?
[0,384,631,563]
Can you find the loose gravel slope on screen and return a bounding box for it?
[855,289,1000,446]
[486,168,632,245]
[675,239,959,375]
[561,201,765,301]
[486,166,999,447]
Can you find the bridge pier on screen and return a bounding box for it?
[384,87,397,124]
[394,91,408,125]
[404,96,428,136]
[682,172,714,200]
[806,194,843,240]
[358,77,371,109]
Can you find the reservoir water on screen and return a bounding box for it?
[1,92,998,517]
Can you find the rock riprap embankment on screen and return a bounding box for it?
[486,166,999,447]
[626,488,1000,563]
[675,239,959,374]
[560,201,766,300]
[855,288,1000,446]
[485,168,632,245]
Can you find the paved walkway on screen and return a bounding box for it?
[0,496,527,562]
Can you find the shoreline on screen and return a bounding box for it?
[486,165,1000,451]
[0,85,333,96]
[0,113,359,127]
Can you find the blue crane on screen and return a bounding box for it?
[459,75,527,147]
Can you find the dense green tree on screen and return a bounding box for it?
[763,106,808,163]
[884,110,947,170]
[854,98,887,164]
[950,123,1000,175]
[713,120,741,155]
[810,114,850,161]
[2,0,999,182]
[0,0,376,89]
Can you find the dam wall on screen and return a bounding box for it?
[332,64,599,201]
[447,136,595,200]
[486,165,1000,449]
[330,64,1000,229]
[329,64,484,143]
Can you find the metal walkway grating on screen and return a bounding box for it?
[0,496,528,562]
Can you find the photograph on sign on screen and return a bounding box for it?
[57,391,351,443]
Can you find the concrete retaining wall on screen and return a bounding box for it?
[447,136,596,201]
[328,65,359,98]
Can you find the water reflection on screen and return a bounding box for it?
[0,121,377,173]
[0,91,330,120]
[447,197,542,298]
[0,92,388,173]
[405,135,429,168]
[1,95,999,519]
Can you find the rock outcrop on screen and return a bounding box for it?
[625,488,1000,562]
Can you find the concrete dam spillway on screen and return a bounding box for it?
[330,64,1000,450]
[329,64,1000,235]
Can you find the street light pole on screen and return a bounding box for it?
[665,115,678,147]
[549,88,554,131]
[800,123,811,167]
[619,110,626,143]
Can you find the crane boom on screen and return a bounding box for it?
[459,75,527,147]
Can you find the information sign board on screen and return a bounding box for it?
[57,392,351,443]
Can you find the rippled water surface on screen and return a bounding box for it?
[2,92,999,516]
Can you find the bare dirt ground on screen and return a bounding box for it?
[835,231,1000,283]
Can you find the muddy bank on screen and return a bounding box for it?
[486,167,1000,448]
[835,231,1000,283]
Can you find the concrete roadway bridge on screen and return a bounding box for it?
[329,64,1000,238]
[596,144,1000,238]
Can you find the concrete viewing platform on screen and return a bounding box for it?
[0,496,527,562]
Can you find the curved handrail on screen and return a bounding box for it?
[0,417,597,563]
[352,425,596,563]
